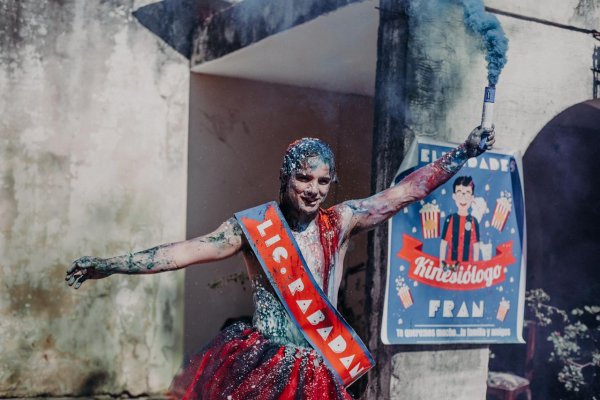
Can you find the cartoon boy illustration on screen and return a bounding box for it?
[439,176,480,270]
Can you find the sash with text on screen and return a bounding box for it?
[235,202,374,387]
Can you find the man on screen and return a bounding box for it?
[439,176,481,271]
[66,127,494,399]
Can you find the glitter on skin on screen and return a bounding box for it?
[342,127,495,234]
[66,128,494,398]
[252,283,309,347]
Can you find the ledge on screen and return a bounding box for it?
[191,0,364,67]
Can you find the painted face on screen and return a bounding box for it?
[452,184,474,214]
[283,156,332,215]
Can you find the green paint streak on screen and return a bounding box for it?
[207,232,226,243]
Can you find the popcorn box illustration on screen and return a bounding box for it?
[496,298,510,322]
[395,276,414,309]
[491,193,512,231]
[419,202,440,239]
[398,286,413,309]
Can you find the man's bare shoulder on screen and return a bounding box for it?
[191,217,244,250]
[328,202,361,239]
[225,216,242,234]
[225,216,252,250]
[330,202,355,219]
[333,197,384,235]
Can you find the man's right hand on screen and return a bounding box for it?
[65,256,112,289]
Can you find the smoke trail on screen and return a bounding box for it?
[458,0,509,86]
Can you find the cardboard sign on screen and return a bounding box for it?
[382,138,526,344]
[236,202,374,386]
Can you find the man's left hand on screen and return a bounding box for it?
[464,126,496,157]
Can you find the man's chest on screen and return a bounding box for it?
[293,227,327,287]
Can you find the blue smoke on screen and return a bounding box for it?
[459,0,508,86]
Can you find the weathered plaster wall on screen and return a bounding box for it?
[422,0,600,151]
[0,0,188,396]
[390,0,600,398]
[186,74,373,358]
[391,349,489,399]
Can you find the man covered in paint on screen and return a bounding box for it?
[66,127,495,399]
[439,176,481,271]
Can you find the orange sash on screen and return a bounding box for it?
[235,202,374,387]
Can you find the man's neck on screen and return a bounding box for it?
[280,202,318,232]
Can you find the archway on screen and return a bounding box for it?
[525,100,600,310]
[489,99,600,399]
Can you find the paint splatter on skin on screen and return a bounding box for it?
[253,282,309,347]
[201,220,242,247]
[66,129,493,395]
[342,126,494,233]
[66,128,493,298]
[66,244,178,288]
[66,218,244,289]
[169,133,493,397]
[279,138,336,202]
[291,219,326,287]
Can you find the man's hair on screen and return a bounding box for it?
[453,176,475,193]
[279,138,337,198]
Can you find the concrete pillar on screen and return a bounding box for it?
[365,1,410,398]
[365,1,489,398]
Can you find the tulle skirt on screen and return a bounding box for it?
[168,322,352,400]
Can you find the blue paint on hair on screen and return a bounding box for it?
[279,138,337,197]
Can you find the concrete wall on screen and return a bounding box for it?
[391,348,489,400]
[404,0,598,145]
[185,74,373,357]
[0,0,188,396]
[389,0,600,398]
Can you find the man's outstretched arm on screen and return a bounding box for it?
[66,218,244,289]
[340,126,495,234]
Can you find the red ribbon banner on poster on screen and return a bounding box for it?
[235,202,374,387]
[398,234,517,291]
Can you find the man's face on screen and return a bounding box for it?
[283,156,332,215]
[452,184,474,214]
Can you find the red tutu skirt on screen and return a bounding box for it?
[169,322,352,400]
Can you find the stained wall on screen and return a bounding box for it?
[0,0,188,396]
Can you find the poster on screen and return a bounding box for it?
[382,137,526,344]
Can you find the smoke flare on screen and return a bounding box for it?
[460,0,509,86]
